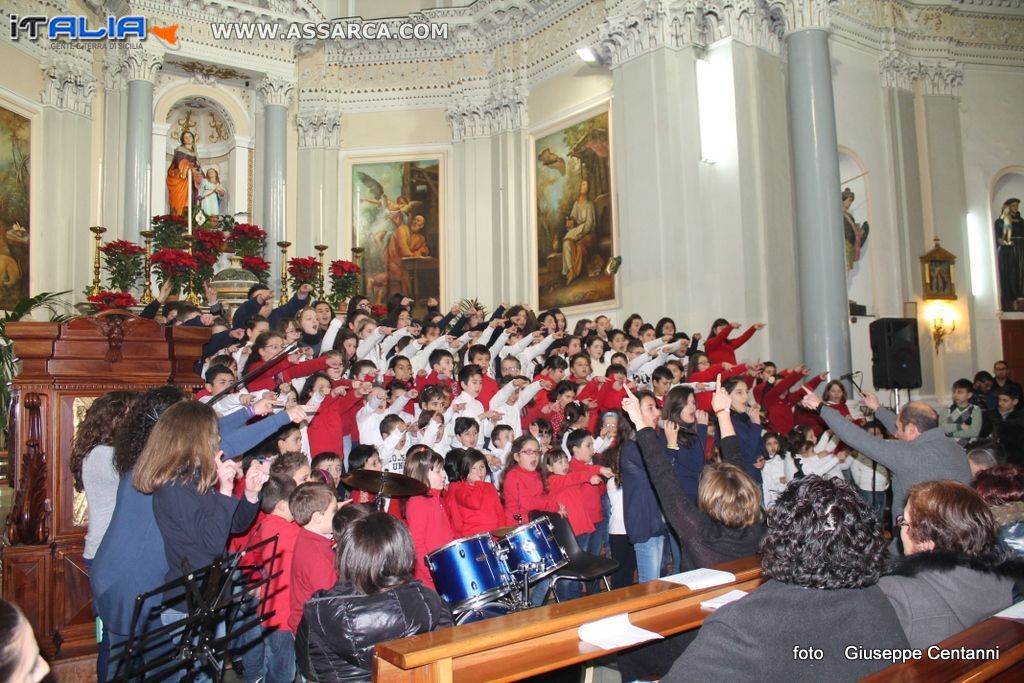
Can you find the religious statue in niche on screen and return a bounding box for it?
[166,129,202,218]
[842,187,870,272]
[996,197,1024,311]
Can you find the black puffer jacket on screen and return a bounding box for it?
[295,579,454,682]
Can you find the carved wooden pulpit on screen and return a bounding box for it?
[0,311,209,659]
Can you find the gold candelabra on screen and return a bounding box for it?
[315,244,328,301]
[278,241,291,306]
[88,226,107,297]
[139,230,155,305]
[182,234,202,306]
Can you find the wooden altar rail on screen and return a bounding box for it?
[864,615,1024,682]
[373,555,762,682]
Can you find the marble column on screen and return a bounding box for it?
[295,111,342,260]
[121,49,162,243]
[446,94,526,305]
[258,77,295,293]
[38,56,96,297]
[785,18,852,379]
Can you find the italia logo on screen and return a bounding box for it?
[9,15,178,45]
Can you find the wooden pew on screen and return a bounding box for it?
[374,555,762,682]
[863,615,1024,682]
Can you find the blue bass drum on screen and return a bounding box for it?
[499,518,567,582]
[426,533,512,611]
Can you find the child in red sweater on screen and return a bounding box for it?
[244,474,301,683]
[402,446,454,590]
[447,449,505,537]
[344,445,382,505]
[540,449,610,537]
[703,319,765,365]
[501,435,558,526]
[287,482,341,632]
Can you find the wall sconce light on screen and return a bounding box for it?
[923,301,956,353]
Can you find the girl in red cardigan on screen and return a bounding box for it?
[500,435,558,526]
[402,446,453,590]
[345,444,381,505]
[446,449,505,536]
[703,319,765,365]
[540,448,610,537]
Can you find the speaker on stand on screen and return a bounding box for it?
[869,318,922,411]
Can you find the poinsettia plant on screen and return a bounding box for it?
[369,303,387,319]
[328,260,361,306]
[99,240,145,292]
[87,291,137,311]
[151,248,199,294]
[240,256,271,285]
[230,223,267,258]
[288,256,320,290]
[150,214,188,251]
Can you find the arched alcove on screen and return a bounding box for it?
[164,97,235,216]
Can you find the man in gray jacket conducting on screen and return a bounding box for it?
[800,388,972,547]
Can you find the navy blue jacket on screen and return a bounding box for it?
[621,438,667,544]
[90,473,169,636]
[716,410,763,485]
[668,424,708,503]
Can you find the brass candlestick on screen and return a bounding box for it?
[315,244,328,301]
[88,226,107,297]
[182,234,201,305]
[278,241,291,306]
[139,230,155,305]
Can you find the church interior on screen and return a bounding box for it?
[2,0,1024,681]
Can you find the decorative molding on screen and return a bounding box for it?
[295,110,341,148]
[765,0,839,34]
[39,56,96,115]
[447,93,528,142]
[706,0,785,54]
[258,76,296,108]
[594,0,708,68]
[120,47,164,83]
[103,51,125,92]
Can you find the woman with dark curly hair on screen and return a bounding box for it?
[663,475,909,682]
[879,480,1019,648]
[71,391,138,564]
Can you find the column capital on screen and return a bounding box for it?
[595,0,706,68]
[296,110,342,148]
[879,51,963,96]
[120,46,163,83]
[766,0,838,35]
[446,92,526,142]
[40,56,96,115]
[258,76,296,108]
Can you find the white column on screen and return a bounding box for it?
[39,56,96,297]
[121,48,162,243]
[296,111,342,260]
[258,77,295,293]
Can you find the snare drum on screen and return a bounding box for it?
[426,534,513,610]
[498,518,567,582]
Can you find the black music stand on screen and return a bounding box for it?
[108,535,280,682]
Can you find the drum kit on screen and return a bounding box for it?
[341,470,569,623]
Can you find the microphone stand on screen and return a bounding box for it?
[206,341,299,407]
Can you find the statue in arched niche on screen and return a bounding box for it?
[166,130,202,217]
[996,197,1024,310]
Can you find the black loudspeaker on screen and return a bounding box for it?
[869,318,922,389]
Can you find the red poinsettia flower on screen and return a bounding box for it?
[369,303,387,318]
[231,224,267,239]
[288,256,321,286]
[100,240,145,257]
[240,256,270,272]
[329,260,360,277]
[193,228,227,253]
[87,291,137,311]
[151,248,199,276]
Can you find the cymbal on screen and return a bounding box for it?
[490,526,517,538]
[340,470,427,498]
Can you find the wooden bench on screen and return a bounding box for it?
[864,615,1024,682]
[374,555,763,682]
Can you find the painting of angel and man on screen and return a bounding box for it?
[351,158,441,316]
[533,107,617,312]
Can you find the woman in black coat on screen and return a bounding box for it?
[296,512,453,682]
